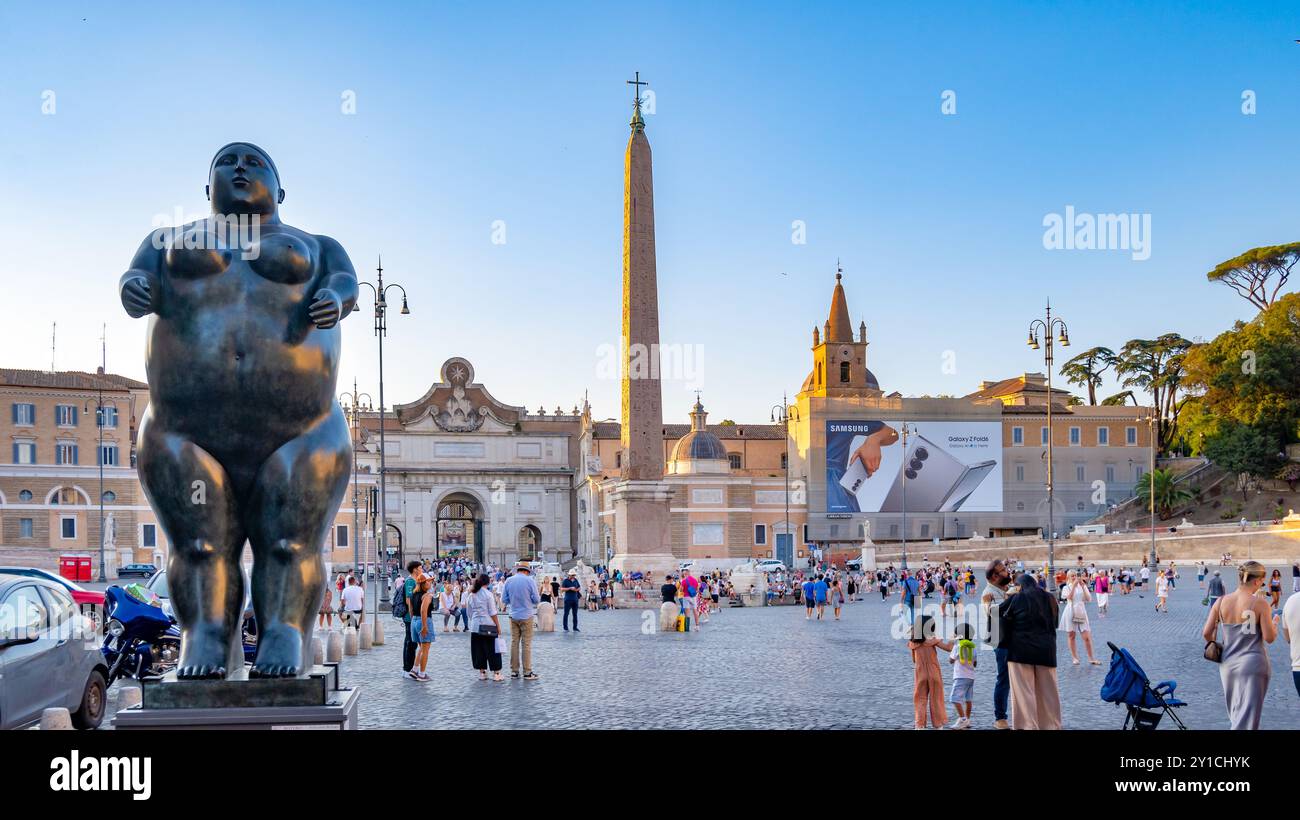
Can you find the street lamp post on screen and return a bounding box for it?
[338,382,373,587]
[1027,300,1070,589]
[1143,408,1157,572]
[899,422,917,571]
[358,257,410,628]
[770,394,799,570]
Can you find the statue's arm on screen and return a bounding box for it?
[308,235,359,329]
[119,231,164,318]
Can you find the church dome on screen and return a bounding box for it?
[668,399,730,474]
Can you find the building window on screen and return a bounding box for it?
[754,524,767,545]
[101,491,116,503]
[96,406,118,428]
[889,524,899,537]
[53,487,79,505]
[1012,426,1023,445]
[55,405,78,426]
[1105,465,1115,483]
[1126,426,1137,445]
[141,524,156,548]
[1075,465,1085,482]
[780,452,788,470]
[20,518,33,538]
[1041,427,1049,446]
[802,524,809,543]
[13,441,36,465]
[728,453,742,469]
[1069,427,1081,446]
[840,361,850,383]
[12,403,35,426]
[1135,465,1145,481]
[336,524,349,548]
[60,517,76,539]
[55,442,78,466]
[615,452,622,469]
[18,490,32,502]
[1015,465,1025,482]
[1098,426,1109,446]
[98,445,119,467]
[919,523,930,538]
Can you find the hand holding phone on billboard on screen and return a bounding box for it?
[848,425,898,476]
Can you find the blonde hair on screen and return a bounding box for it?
[1238,560,1266,586]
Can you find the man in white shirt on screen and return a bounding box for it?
[341,575,365,627]
[1283,591,1300,699]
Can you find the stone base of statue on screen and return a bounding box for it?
[112,663,359,730]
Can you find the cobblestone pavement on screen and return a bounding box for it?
[104,584,1300,729]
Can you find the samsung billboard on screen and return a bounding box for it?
[825,420,1003,514]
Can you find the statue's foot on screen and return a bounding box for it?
[249,622,303,678]
[176,626,230,679]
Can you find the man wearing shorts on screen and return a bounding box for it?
[802,576,816,619]
[680,570,700,626]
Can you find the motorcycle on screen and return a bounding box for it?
[101,583,180,685]
[102,584,260,685]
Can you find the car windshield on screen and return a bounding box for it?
[148,571,169,599]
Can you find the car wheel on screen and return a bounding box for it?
[71,670,107,730]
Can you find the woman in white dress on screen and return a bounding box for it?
[1058,570,1100,665]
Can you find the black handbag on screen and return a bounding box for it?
[476,624,499,637]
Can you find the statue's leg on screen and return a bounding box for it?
[137,413,246,679]
[244,408,351,678]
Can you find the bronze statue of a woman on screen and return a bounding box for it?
[120,143,357,678]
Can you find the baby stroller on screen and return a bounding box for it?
[1100,642,1187,729]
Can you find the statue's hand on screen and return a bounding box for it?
[120,275,156,318]
[308,288,342,329]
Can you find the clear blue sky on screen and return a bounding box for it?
[2,2,1298,422]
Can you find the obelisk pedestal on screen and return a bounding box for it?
[608,480,677,577]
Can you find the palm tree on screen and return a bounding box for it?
[1059,346,1116,405]
[1133,468,1194,520]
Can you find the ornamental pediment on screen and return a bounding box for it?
[394,357,525,432]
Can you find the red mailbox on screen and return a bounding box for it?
[59,553,93,582]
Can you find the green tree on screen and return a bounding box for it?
[1203,421,1282,500]
[1181,291,1300,447]
[1114,334,1192,452]
[1133,468,1194,520]
[1207,242,1300,312]
[1059,346,1116,405]
[1277,463,1300,492]
[1100,390,1136,406]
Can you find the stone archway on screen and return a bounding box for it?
[435,491,482,563]
[517,524,541,561]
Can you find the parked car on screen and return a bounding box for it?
[755,559,787,574]
[0,574,108,729]
[116,563,158,579]
[0,566,105,608]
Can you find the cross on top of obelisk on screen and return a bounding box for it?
[627,71,648,131]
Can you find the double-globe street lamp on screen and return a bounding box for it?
[338,382,374,590]
[898,421,917,572]
[770,394,800,570]
[357,257,409,629]
[1026,301,1069,589]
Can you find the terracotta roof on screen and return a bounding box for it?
[964,375,1072,403]
[0,369,147,391]
[593,422,785,440]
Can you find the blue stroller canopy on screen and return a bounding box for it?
[1101,645,1184,708]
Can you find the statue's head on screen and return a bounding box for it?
[206,142,284,216]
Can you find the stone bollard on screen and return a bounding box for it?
[326,629,344,663]
[118,686,142,710]
[372,618,386,646]
[359,623,373,651]
[312,636,325,666]
[343,626,359,656]
[40,708,73,730]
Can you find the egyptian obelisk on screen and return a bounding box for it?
[609,72,677,576]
